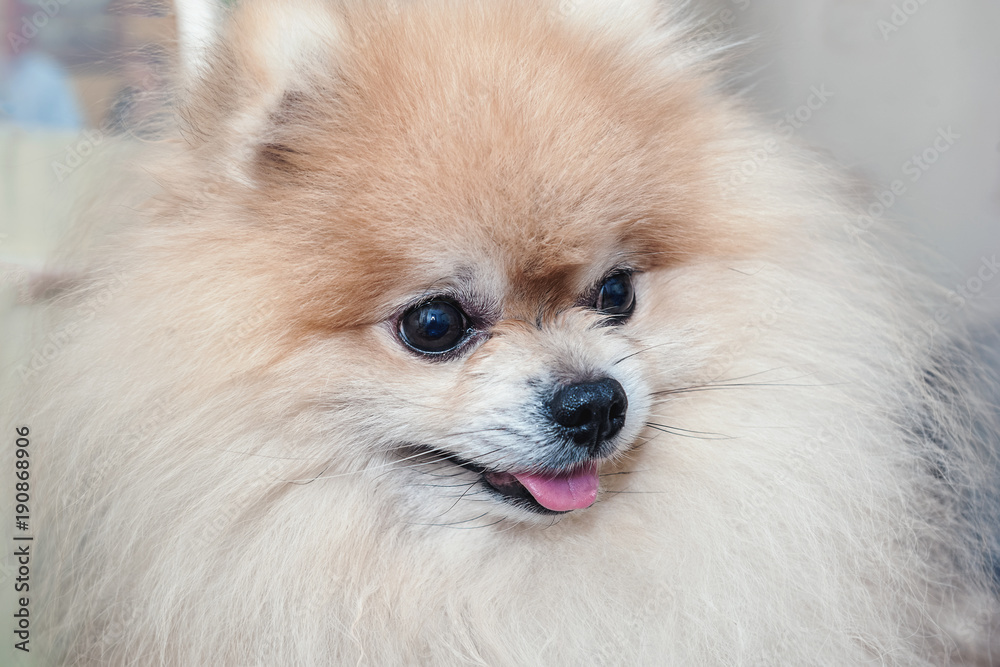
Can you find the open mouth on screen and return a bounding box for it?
[481,466,600,513]
[405,447,601,514]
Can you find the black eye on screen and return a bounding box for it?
[594,272,635,321]
[399,300,469,354]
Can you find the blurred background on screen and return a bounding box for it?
[0,0,181,316]
[710,0,1000,303]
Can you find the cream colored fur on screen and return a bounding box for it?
[10,0,1000,665]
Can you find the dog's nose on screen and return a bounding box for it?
[548,378,628,453]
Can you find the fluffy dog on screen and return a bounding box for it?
[13,0,1000,664]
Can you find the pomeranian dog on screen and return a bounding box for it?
[10,0,1000,664]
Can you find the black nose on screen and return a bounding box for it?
[548,378,628,453]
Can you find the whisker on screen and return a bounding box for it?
[602,490,668,495]
[613,342,672,365]
[652,380,831,398]
[440,517,507,530]
[646,423,732,440]
[287,463,332,485]
[438,426,523,439]
[440,488,491,499]
[202,448,325,461]
[371,456,456,479]
[433,477,483,517]
[408,467,470,479]
[410,481,483,489]
[646,422,730,437]
[710,367,799,383]
[284,447,457,484]
[599,469,643,477]
[406,510,491,527]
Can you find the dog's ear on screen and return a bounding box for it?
[179,0,341,182]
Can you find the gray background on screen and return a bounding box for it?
[708,0,1000,304]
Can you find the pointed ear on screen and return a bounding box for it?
[181,0,341,160]
[222,0,341,96]
[553,0,662,32]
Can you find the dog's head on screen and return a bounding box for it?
[141,0,772,525]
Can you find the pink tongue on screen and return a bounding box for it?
[513,463,599,512]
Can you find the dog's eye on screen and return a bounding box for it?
[399,300,469,354]
[594,272,635,321]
